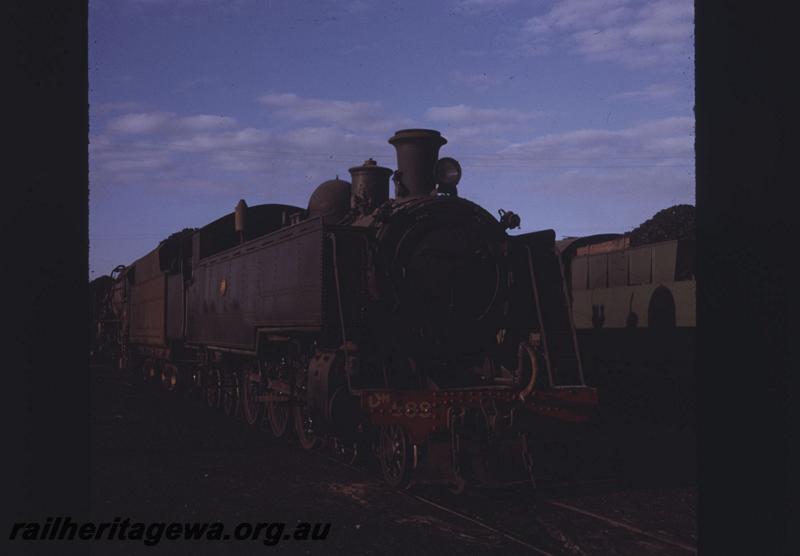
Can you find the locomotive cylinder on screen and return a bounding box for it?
[348,158,392,214]
[388,129,447,198]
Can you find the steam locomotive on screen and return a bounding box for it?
[96,129,598,490]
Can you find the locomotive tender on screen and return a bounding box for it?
[105,129,598,489]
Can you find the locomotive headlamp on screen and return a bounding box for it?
[434,157,461,190]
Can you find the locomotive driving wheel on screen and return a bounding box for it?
[267,400,291,438]
[379,425,412,488]
[240,368,262,426]
[205,367,221,409]
[293,356,322,451]
[294,404,322,451]
[222,370,240,417]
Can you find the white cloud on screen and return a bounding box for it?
[426,104,544,125]
[344,0,373,14]
[457,116,694,236]
[611,82,682,101]
[499,116,693,163]
[491,165,693,235]
[521,0,693,67]
[282,127,355,149]
[259,93,397,132]
[92,103,694,241]
[106,112,239,135]
[523,0,632,35]
[128,0,244,6]
[92,101,146,115]
[91,99,400,194]
[421,104,547,148]
[177,76,214,91]
[102,153,173,173]
[449,70,502,91]
[174,114,238,131]
[461,0,517,5]
[107,112,174,134]
[453,0,518,13]
[168,127,269,152]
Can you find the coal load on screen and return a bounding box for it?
[160,227,196,245]
[628,204,695,247]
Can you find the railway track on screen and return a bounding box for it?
[542,500,696,554]
[324,449,696,555]
[328,455,557,555]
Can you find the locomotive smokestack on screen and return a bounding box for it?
[348,158,392,215]
[388,129,447,198]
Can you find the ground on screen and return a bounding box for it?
[86,365,696,555]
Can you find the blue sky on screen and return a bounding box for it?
[89,0,694,277]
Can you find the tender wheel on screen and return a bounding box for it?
[294,405,322,451]
[379,425,412,489]
[267,401,291,438]
[240,369,262,426]
[222,370,240,417]
[205,367,221,409]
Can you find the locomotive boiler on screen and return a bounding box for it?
[105,129,598,490]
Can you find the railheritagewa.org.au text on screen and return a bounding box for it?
[9,517,331,546]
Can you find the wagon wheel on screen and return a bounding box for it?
[205,367,221,409]
[294,404,322,451]
[267,400,291,438]
[222,370,240,418]
[240,369,262,426]
[379,425,412,488]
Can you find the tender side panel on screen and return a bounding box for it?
[186,219,324,350]
[128,250,167,347]
[165,273,184,340]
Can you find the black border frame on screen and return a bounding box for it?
[5,1,792,553]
